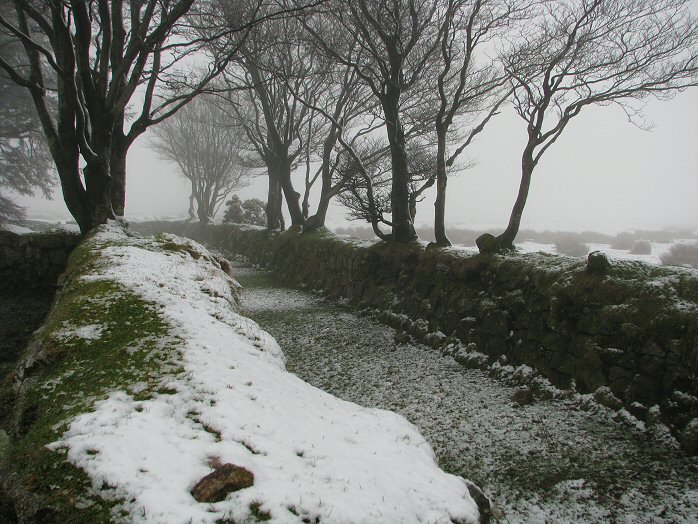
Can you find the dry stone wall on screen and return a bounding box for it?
[135,221,698,451]
[0,230,81,291]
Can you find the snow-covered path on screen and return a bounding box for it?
[233,264,698,523]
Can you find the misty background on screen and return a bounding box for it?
[13,68,698,236]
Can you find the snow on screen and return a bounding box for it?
[54,323,106,341]
[47,222,82,233]
[1,223,34,234]
[450,240,691,266]
[48,223,479,524]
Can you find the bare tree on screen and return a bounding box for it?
[0,10,54,222]
[477,0,698,253]
[277,34,384,233]
[222,13,328,230]
[336,139,393,233]
[431,0,523,246]
[149,96,250,223]
[283,72,393,238]
[0,0,324,233]
[337,138,436,235]
[299,0,442,242]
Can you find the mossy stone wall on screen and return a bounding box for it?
[135,221,698,445]
[0,231,81,290]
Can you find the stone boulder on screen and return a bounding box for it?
[191,463,254,503]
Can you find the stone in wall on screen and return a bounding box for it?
[0,230,81,291]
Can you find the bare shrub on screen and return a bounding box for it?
[611,232,637,250]
[661,243,698,269]
[630,240,652,255]
[554,238,588,257]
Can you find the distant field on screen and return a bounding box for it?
[333,225,698,268]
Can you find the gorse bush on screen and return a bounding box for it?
[223,196,266,227]
[661,242,698,269]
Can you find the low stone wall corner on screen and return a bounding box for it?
[0,230,81,290]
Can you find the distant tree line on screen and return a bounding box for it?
[1,0,697,253]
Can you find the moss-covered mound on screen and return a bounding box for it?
[0,226,235,522]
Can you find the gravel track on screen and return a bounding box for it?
[232,265,698,523]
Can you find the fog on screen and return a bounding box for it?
[15,89,698,235]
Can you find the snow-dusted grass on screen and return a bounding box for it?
[0,223,34,234]
[233,265,698,524]
[15,223,479,523]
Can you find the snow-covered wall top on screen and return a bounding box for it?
[134,221,698,454]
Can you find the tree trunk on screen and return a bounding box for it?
[409,194,417,222]
[30,73,92,233]
[500,148,535,248]
[478,145,536,253]
[82,157,116,231]
[303,138,335,233]
[278,159,304,227]
[54,149,90,234]
[82,121,117,231]
[188,194,196,220]
[302,194,310,220]
[278,205,286,231]
[304,196,329,233]
[110,153,127,217]
[266,168,283,230]
[382,93,416,243]
[110,116,128,216]
[434,127,451,246]
[197,203,211,224]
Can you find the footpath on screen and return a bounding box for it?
[231,263,698,523]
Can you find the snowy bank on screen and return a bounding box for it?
[1,222,480,523]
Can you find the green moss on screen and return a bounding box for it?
[158,241,202,260]
[1,233,181,522]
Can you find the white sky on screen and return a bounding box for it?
[15,82,698,235]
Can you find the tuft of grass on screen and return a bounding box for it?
[249,500,272,521]
[158,240,202,260]
[201,423,222,442]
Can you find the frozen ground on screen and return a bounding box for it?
[232,264,698,523]
[453,241,683,266]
